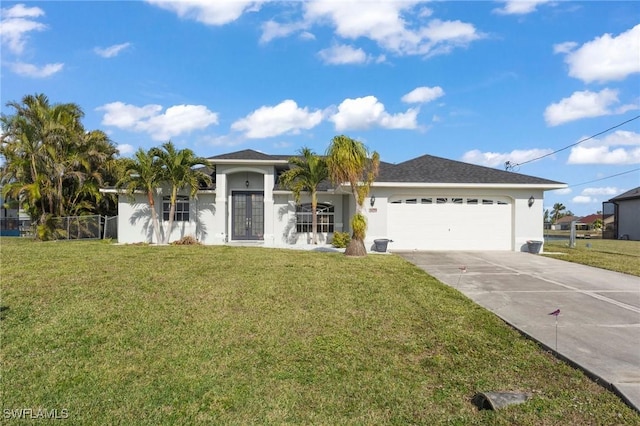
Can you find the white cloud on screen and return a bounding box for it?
[572,195,594,204]
[330,95,418,131]
[568,130,640,164]
[145,0,264,26]
[581,187,619,196]
[559,24,640,83]
[553,41,577,54]
[401,86,444,104]
[231,100,323,139]
[551,187,572,195]
[116,144,136,156]
[568,146,640,165]
[97,102,219,141]
[94,42,131,58]
[317,44,368,65]
[461,148,554,168]
[0,4,46,54]
[8,62,64,78]
[544,89,637,126]
[201,134,244,147]
[493,0,552,15]
[299,31,315,41]
[260,20,307,44]
[260,1,483,58]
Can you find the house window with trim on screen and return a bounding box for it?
[163,196,190,222]
[296,203,334,233]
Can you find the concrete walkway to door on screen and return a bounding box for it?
[396,250,640,412]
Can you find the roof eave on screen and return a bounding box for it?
[208,159,289,166]
[369,182,568,190]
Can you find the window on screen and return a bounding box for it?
[163,196,190,222]
[296,203,334,233]
[436,197,448,204]
[421,198,432,204]
[452,198,463,204]
[467,198,478,205]
[406,198,417,204]
[482,199,493,205]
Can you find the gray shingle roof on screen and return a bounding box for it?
[609,186,640,201]
[377,154,563,185]
[208,149,275,161]
[208,149,564,186]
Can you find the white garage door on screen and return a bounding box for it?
[387,196,512,250]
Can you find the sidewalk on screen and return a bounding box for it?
[397,250,640,412]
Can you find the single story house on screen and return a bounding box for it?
[574,214,601,231]
[605,187,640,241]
[108,149,566,252]
[551,215,579,231]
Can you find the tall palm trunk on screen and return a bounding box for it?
[147,191,162,244]
[164,187,178,244]
[311,189,318,244]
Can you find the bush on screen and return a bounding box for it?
[171,235,201,245]
[331,231,350,248]
[351,213,367,240]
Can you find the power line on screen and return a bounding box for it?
[566,167,640,189]
[507,114,640,169]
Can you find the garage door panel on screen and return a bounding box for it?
[387,199,511,251]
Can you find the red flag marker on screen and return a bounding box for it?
[548,309,560,316]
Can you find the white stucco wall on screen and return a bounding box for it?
[361,186,546,252]
[117,190,216,244]
[272,193,346,246]
[115,178,549,251]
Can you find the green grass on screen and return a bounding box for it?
[1,238,639,425]
[543,238,640,277]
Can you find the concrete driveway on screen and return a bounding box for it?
[396,250,640,411]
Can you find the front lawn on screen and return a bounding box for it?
[1,238,638,424]
[543,238,640,276]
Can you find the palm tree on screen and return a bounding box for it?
[326,135,380,256]
[151,142,212,244]
[1,94,116,225]
[116,148,164,244]
[551,202,566,224]
[279,147,329,245]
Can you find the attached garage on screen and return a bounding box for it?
[387,195,512,250]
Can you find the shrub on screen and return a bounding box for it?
[351,213,367,240]
[331,231,350,248]
[172,235,201,245]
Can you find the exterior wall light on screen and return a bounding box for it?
[245,180,250,188]
[528,196,535,207]
[370,195,376,207]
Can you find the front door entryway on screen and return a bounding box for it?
[231,191,264,240]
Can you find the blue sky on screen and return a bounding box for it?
[1,0,639,216]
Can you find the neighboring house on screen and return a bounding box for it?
[552,215,579,231]
[0,189,20,236]
[605,187,640,241]
[107,149,565,252]
[575,214,601,232]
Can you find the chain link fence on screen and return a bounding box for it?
[1,215,117,240]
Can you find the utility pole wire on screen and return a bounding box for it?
[565,167,640,189]
[511,115,640,168]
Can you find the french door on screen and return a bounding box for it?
[231,191,264,240]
